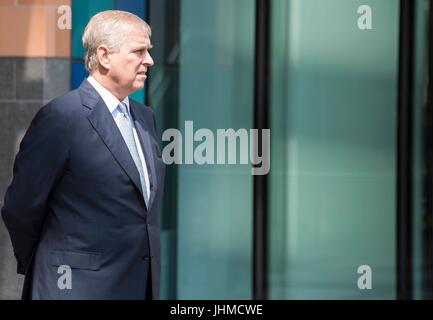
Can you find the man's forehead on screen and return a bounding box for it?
[125,33,152,48]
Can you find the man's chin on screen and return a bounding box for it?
[132,81,145,91]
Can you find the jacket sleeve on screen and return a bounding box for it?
[1,103,70,274]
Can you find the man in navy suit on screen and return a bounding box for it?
[1,10,165,299]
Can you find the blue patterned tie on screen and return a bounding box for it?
[117,102,149,207]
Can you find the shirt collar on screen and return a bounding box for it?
[87,75,129,114]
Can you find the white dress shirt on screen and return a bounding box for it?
[87,75,150,201]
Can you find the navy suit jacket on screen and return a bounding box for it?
[1,80,165,299]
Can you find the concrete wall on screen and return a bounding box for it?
[0,0,71,299]
[0,57,70,299]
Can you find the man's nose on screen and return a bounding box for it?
[143,53,154,67]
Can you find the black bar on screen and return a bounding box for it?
[422,0,433,299]
[397,0,415,300]
[253,0,271,300]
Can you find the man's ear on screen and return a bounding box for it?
[96,45,111,70]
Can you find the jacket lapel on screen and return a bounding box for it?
[129,99,159,210]
[134,119,158,210]
[79,80,148,212]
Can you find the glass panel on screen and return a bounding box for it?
[176,0,255,299]
[116,0,146,18]
[71,60,88,90]
[149,0,256,299]
[269,0,399,299]
[72,0,115,58]
[130,88,145,104]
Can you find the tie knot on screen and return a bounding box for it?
[118,102,129,117]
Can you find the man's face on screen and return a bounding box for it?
[108,30,154,97]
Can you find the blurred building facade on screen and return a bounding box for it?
[0,0,431,300]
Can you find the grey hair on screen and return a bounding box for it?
[82,10,151,72]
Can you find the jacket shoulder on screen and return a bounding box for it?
[44,88,82,115]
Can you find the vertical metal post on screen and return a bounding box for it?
[397,0,415,300]
[253,0,271,300]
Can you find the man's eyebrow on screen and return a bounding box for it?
[131,44,153,50]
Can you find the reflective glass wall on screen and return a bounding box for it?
[149,0,433,299]
[269,0,399,299]
[149,0,255,299]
